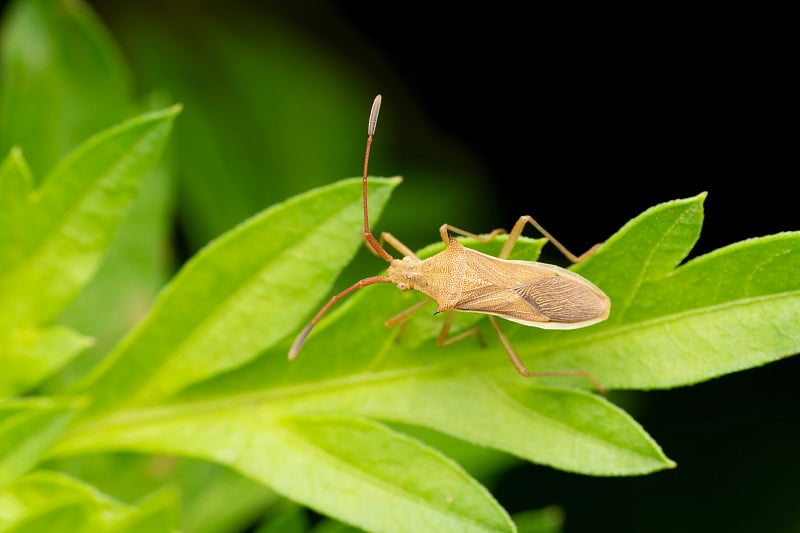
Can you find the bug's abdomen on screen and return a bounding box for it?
[515,275,608,323]
[454,251,610,329]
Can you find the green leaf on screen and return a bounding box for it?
[56,413,514,533]
[74,177,401,414]
[0,397,80,488]
[311,520,364,533]
[483,195,800,390]
[0,0,178,390]
[107,7,390,248]
[0,105,181,326]
[0,0,133,179]
[49,453,276,533]
[512,506,564,533]
[0,147,33,264]
[1,503,92,533]
[46,190,799,531]
[0,470,171,533]
[254,503,309,533]
[52,145,177,390]
[111,486,178,533]
[270,376,673,476]
[280,415,513,533]
[0,325,92,397]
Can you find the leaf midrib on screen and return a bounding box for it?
[66,289,799,438]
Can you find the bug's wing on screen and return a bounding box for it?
[456,253,610,329]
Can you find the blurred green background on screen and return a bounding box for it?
[1,1,797,531]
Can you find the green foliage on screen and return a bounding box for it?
[1,1,798,533]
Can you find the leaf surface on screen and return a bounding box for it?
[0,398,80,488]
[48,188,800,532]
[76,177,401,413]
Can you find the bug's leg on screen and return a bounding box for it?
[499,215,600,262]
[380,232,420,259]
[439,224,506,245]
[383,298,433,344]
[436,312,486,348]
[488,316,607,394]
[384,298,431,328]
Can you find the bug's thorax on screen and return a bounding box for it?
[386,237,468,310]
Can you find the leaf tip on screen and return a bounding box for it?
[168,102,184,116]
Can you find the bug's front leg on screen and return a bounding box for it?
[380,232,419,259]
[438,224,506,245]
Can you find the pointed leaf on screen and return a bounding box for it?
[498,234,800,389]
[75,177,401,414]
[572,193,705,325]
[0,105,181,325]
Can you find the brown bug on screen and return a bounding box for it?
[289,95,610,390]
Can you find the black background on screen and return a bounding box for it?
[326,3,796,261]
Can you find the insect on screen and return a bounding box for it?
[289,95,610,391]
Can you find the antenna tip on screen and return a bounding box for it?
[368,95,382,137]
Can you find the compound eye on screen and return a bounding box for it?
[397,282,408,291]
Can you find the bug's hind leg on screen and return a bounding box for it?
[488,316,607,395]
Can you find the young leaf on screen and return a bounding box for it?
[0,105,181,326]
